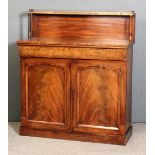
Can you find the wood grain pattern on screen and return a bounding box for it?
[21,58,71,130]
[30,15,130,41]
[18,46,127,61]
[71,60,126,135]
[28,63,65,123]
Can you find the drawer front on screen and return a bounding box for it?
[19,46,127,61]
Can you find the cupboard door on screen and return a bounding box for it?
[21,58,70,130]
[71,60,126,135]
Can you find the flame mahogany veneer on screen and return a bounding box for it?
[17,10,135,145]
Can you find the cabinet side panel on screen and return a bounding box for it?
[126,47,133,131]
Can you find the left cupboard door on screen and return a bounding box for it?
[20,58,71,131]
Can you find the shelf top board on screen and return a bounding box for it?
[29,9,135,16]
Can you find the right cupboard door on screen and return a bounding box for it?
[71,60,126,135]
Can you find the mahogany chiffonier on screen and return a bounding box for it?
[17,10,135,145]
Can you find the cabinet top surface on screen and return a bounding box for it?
[17,38,131,49]
[29,9,135,16]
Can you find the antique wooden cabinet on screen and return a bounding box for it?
[17,10,135,145]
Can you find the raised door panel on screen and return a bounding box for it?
[21,58,70,130]
[71,60,126,135]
